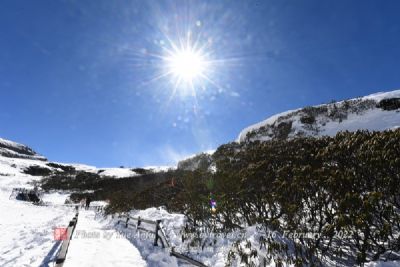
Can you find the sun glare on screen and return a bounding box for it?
[138,27,230,99]
[153,30,216,97]
[167,49,206,82]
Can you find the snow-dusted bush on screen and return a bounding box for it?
[179,129,400,266]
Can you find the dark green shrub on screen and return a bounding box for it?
[377,98,400,111]
[23,165,52,176]
[131,168,149,175]
[300,115,316,124]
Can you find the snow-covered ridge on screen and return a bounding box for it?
[238,89,400,143]
[0,136,175,180]
[0,137,46,161]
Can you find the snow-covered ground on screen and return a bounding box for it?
[1,88,400,266]
[63,209,147,267]
[0,155,150,267]
[0,189,75,266]
[0,141,179,267]
[0,147,145,266]
[0,154,72,266]
[1,137,399,266]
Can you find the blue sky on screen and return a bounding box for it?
[1,0,400,167]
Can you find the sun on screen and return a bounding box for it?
[154,31,215,96]
[166,48,206,83]
[137,29,228,99]
[126,11,241,102]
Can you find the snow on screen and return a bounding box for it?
[238,89,400,142]
[0,137,46,161]
[0,157,50,189]
[0,138,23,148]
[93,166,175,179]
[63,210,147,267]
[0,146,176,267]
[65,163,98,173]
[110,208,182,267]
[0,151,77,266]
[98,168,139,178]
[366,261,400,267]
[108,208,299,267]
[1,86,400,267]
[363,89,400,101]
[129,207,186,247]
[0,138,39,151]
[109,209,400,267]
[237,108,300,142]
[0,154,149,266]
[41,192,71,205]
[322,108,400,136]
[53,163,174,178]
[0,190,75,266]
[143,166,176,172]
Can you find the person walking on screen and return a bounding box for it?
[85,196,91,210]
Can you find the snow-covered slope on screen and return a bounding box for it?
[0,137,46,161]
[0,138,151,266]
[0,136,172,180]
[0,143,75,266]
[0,140,176,266]
[238,89,400,143]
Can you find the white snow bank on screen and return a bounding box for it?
[107,208,181,267]
[98,168,138,178]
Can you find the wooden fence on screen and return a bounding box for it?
[54,212,79,267]
[116,214,207,267]
[46,206,207,266]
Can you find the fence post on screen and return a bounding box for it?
[125,217,130,228]
[154,220,161,247]
[137,216,141,229]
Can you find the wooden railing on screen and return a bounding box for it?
[45,207,207,266]
[116,214,207,267]
[54,212,79,267]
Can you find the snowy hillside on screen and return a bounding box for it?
[1,89,399,267]
[0,138,156,266]
[0,155,153,266]
[0,137,46,161]
[238,89,400,143]
[0,145,74,266]
[0,136,170,181]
